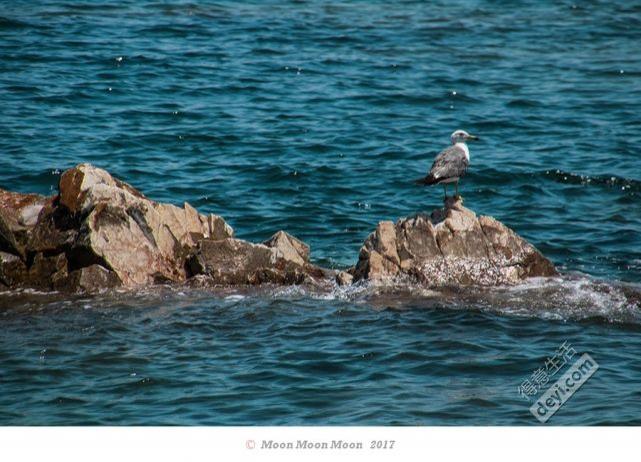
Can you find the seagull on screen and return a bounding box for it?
[415,129,479,201]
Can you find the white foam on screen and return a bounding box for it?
[224,294,245,301]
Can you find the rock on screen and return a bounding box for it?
[53,264,121,293]
[27,253,68,289]
[59,163,144,214]
[0,189,51,258]
[352,197,557,286]
[336,270,354,286]
[0,252,28,288]
[188,231,325,285]
[0,164,557,294]
[27,201,79,255]
[0,163,238,292]
[58,163,234,287]
[262,230,310,266]
[0,164,329,293]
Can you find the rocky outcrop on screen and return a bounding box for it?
[345,197,556,287]
[57,164,233,286]
[0,164,324,293]
[1,164,558,294]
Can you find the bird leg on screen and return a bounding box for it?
[454,181,463,202]
[443,184,447,202]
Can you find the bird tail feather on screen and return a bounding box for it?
[413,176,437,186]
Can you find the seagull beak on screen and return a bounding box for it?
[467,134,479,141]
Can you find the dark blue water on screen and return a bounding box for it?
[1,0,641,425]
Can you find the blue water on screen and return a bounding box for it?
[1,0,641,425]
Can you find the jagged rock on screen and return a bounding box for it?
[53,264,121,292]
[0,164,236,292]
[0,190,51,258]
[336,270,354,286]
[0,164,329,293]
[352,197,557,286]
[27,201,79,255]
[59,164,145,214]
[58,163,234,287]
[188,231,325,285]
[0,164,557,295]
[262,230,310,266]
[27,253,68,289]
[0,252,28,288]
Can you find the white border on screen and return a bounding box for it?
[1,427,639,462]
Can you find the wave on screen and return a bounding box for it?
[246,273,641,326]
[1,272,640,326]
[463,168,641,193]
[541,169,641,191]
[219,273,641,325]
[0,17,33,30]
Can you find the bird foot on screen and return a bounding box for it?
[453,194,464,203]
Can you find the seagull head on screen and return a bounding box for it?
[450,129,479,144]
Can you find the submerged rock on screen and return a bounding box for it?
[350,197,557,287]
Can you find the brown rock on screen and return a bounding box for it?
[263,230,310,266]
[59,164,115,213]
[207,213,234,240]
[396,214,441,268]
[0,251,28,287]
[27,253,68,289]
[0,189,51,258]
[58,164,234,287]
[336,270,354,286]
[1,164,336,293]
[58,163,145,214]
[53,264,121,292]
[188,231,325,286]
[0,164,240,292]
[27,201,79,255]
[352,197,557,286]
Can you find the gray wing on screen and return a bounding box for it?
[426,144,468,182]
